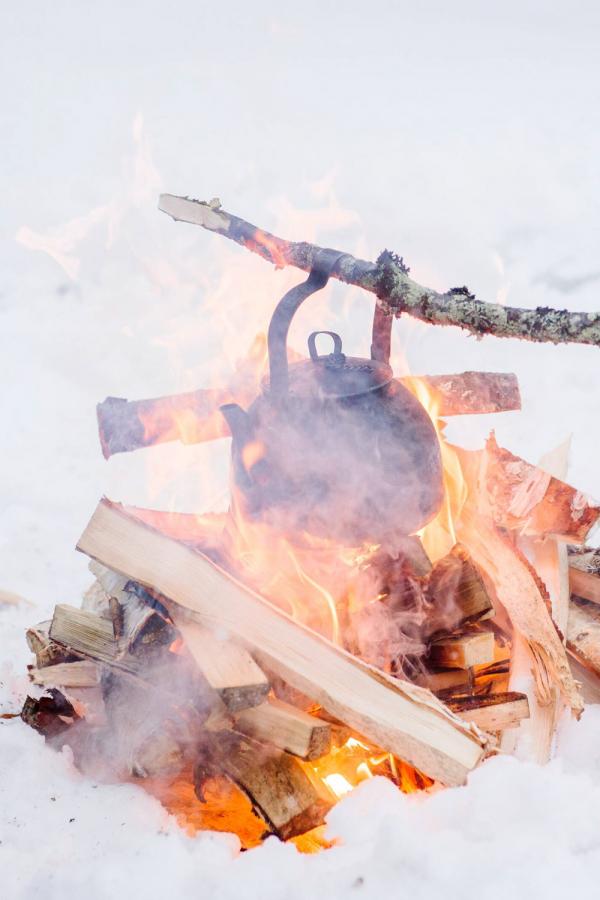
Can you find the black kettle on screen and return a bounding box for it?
[220,250,443,546]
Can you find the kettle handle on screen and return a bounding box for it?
[267,250,393,399]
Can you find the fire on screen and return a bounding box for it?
[409,378,468,563]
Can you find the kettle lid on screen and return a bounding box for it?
[261,330,393,400]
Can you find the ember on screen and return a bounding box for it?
[20,196,600,852]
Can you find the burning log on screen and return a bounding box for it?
[569,548,600,605]
[77,499,489,786]
[97,334,268,458]
[194,732,333,840]
[481,434,599,543]
[174,616,270,712]
[423,543,494,640]
[234,698,332,761]
[158,193,600,348]
[97,372,521,458]
[30,660,101,688]
[403,372,521,416]
[448,692,530,732]
[428,631,495,670]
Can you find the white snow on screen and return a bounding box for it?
[2,2,600,897]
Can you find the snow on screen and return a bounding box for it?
[2,1,600,897]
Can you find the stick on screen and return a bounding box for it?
[77,498,489,786]
[159,194,600,348]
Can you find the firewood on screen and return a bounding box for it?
[118,595,177,656]
[428,631,495,669]
[174,616,270,712]
[50,604,118,664]
[567,597,600,677]
[423,543,494,639]
[96,372,521,458]
[448,692,530,732]
[569,655,600,704]
[26,621,75,667]
[569,548,600,605]
[513,440,571,763]
[77,499,489,786]
[89,560,131,601]
[234,698,331,761]
[414,668,472,693]
[30,660,101,688]
[20,689,79,738]
[480,433,599,543]
[97,334,268,457]
[194,732,333,840]
[455,455,583,717]
[159,193,600,348]
[130,729,186,779]
[402,372,521,416]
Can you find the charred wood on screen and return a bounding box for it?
[448,691,530,732]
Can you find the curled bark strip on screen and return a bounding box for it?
[159,194,600,348]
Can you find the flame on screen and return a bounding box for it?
[408,378,468,563]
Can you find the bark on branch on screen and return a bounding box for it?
[159,194,600,348]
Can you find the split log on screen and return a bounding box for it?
[26,621,75,667]
[423,543,494,639]
[194,732,333,840]
[456,447,583,716]
[50,604,119,664]
[159,193,600,348]
[567,597,600,677]
[30,660,101,688]
[512,440,571,763]
[97,372,521,457]
[481,433,599,543]
[77,499,489,786]
[569,548,600,605]
[173,615,270,711]
[448,692,530,732]
[234,698,331,760]
[428,632,495,669]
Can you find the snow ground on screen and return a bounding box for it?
[2,2,600,897]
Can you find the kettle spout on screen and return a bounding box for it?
[220,403,252,445]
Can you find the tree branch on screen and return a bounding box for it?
[159,194,600,348]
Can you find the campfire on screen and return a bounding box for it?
[20,195,600,853]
